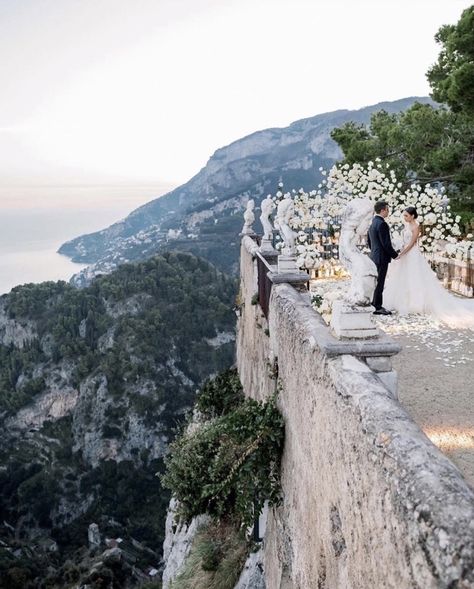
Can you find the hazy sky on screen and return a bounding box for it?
[0,0,471,185]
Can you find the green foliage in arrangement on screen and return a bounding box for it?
[162,371,285,528]
[331,6,474,226]
[169,520,249,589]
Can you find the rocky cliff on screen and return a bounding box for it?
[0,252,236,589]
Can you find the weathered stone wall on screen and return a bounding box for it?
[236,236,275,402]
[237,238,474,589]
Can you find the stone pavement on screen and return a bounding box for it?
[376,313,474,488]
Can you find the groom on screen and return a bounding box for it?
[367,201,399,315]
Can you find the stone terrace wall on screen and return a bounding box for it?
[236,237,474,589]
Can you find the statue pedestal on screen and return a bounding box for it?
[278,254,298,273]
[260,238,277,255]
[273,253,308,290]
[330,301,379,339]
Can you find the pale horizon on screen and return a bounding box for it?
[0,0,471,188]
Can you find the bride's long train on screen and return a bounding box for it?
[384,236,474,329]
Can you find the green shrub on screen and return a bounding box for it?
[196,368,243,419]
[162,373,284,528]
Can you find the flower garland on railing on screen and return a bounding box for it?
[442,238,474,262]
[270,160,465,270]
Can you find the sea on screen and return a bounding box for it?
[0,184,173,295]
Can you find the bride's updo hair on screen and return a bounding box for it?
[404,206,418,219]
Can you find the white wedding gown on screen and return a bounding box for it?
[384,223,474,329]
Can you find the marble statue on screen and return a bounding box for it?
[276,194,296,255]
[260,195,275,239]
[242,200,255,235]
[339,198,377,306]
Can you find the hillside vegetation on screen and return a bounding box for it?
[0,252,236,589]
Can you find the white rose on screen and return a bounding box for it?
[445,244,456,255]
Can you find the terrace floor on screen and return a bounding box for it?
[375,312,474,488]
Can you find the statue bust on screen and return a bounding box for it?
[242,200,255,235]
[339,198,377,306]
[260,195,275,240]
[276,194,296,255]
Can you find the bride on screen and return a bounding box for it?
[383,206,474,328]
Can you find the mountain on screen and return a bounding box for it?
[0,252,236,588]
[59,97,434,282]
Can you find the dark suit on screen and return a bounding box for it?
[367,215,398,309]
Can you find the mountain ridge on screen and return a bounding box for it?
[59,96,434,281]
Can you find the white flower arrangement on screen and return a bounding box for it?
[442,240,474,262]
[310,279,348,323]
[270,160,463,268]
[324,161,460,254]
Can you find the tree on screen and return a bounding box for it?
[427,6,474,115]
[331,6,474,226]
[331,104,474,209]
